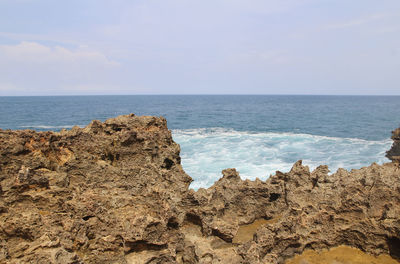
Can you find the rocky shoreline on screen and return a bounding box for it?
[0,114,399,263]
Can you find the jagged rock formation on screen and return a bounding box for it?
[387,128,400,163]
[0,114,399,264]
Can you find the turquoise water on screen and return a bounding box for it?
[0,95,398,188]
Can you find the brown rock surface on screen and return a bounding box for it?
[0,114,399,264]
[387,128,400,163]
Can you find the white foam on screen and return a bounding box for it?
[172,128,392,190]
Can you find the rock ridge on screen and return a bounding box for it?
[0,114,399,263]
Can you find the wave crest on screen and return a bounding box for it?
[172,128,391,189]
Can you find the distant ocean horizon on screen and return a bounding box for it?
[1,95,399,189]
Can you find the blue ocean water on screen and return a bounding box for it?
[0,95,399,189]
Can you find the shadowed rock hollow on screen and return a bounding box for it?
[0,114,399,264]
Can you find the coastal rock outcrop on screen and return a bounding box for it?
[387,128,400,163]
[0,114,399,263]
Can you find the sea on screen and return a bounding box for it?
[0,95,399,189]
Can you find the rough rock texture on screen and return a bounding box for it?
[0,114,399,264]
[387,128,400,163]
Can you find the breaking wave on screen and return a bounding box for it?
[172,128,391,189]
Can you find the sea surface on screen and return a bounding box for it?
[0,95,399,189]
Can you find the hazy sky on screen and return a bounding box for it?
[0,0,399,95]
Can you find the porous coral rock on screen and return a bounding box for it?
[0,114,399,264]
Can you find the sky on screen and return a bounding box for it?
[0,0,399,95]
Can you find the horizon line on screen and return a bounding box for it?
[1,93,400,97]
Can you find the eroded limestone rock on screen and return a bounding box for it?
[387,128,400,163]
[0,115,399,264]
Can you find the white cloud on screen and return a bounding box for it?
[0,82,17,91]
[322,13,389,30]
[376,26,400,34]
[230,50,291,65]
[0,42,121,95]
[217,0,317,15]
[0,41,119,67]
